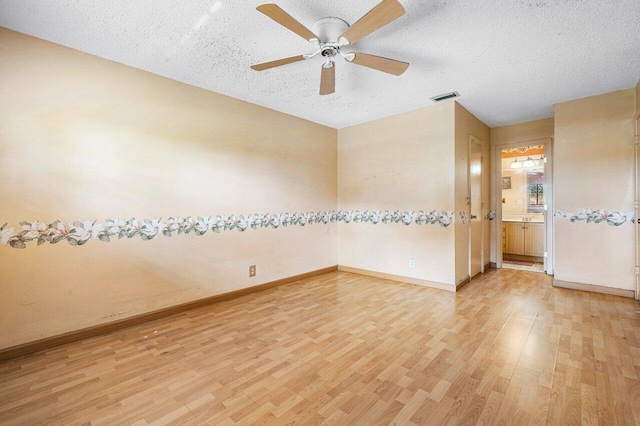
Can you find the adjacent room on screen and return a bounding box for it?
[1,0,640,424]
[500,145,547,273]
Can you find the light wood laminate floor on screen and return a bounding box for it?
[2,269,640,425]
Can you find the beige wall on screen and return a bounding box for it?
[501,163,529,214]
[337,101,490,287]
[489,119,554,263]
[0,29,338,349]
[454,103,490,283]
[337,103,456,286]
[490,119,554,146]
[554,89,636,290]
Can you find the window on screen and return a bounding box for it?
[529,184,544,206]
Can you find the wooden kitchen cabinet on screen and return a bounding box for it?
[524,223,544,256]
[505,222,525,255]
[504,222,544,257]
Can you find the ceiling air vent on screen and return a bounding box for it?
[431,91,460,102]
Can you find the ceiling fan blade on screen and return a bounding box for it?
[339,0,405,45]
[251,55,306,71]
[320,63,335,95]
[348,52,409,76]
[257,4,319,42]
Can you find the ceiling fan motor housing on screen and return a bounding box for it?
[311,17,349,44]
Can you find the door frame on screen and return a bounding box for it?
[635,116,639,300]
[469,136,484,278]
[494,138,554,275]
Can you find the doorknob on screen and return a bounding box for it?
[471,215,477,219]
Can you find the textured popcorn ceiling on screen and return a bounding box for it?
[0,0,639,129]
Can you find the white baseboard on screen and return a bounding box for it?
[553,279,635,298]
[338,265,456,292]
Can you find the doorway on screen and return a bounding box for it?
[469,137,483,279]
[500,145,546,273]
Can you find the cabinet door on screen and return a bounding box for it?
[525,223,544,256]
[505,223,525,255]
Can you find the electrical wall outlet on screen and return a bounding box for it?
[409,258,415,268]
[249,265,256,277]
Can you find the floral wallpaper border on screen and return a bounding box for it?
[0,209,455,249]
[554,209,634,226]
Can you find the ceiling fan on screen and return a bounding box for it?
[251,0,409,95]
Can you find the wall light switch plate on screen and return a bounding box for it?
[249,265,256,277]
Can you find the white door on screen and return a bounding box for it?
[469,138,483,278]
